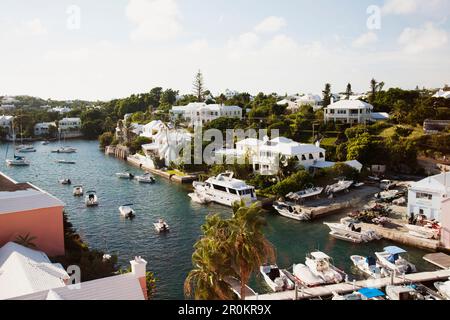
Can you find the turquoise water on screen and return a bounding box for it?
[0,140,437,299]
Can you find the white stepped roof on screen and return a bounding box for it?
[0,242,69,300]
[326,99,373,109]
[410,172,450,195]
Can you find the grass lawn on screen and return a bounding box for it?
[166,169,187,177]
[379,125,425,140]
[321,137,338,147]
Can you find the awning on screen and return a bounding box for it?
[384,246,407,255]
[358,288,385,299]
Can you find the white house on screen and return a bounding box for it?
[433,89,450,99]
[140,120,192,167]
[34,122,57,136]
[170,103,242,127]
[58,118,82,138]
[0,115,14,138]
[1,96,18,104]
[324,100,374,125]
[0,104,16,112]
[277,94,323,113]
[50,107,71,114]
[407,172,450,221]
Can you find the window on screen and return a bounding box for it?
[309,154,314,160]
[212,184,228,193]
[416,193,432,200]
[301,155,307,161]
[319,152,324,158]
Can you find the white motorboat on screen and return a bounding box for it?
[85,191,99,207]
[434,279,450,300]
[324,221,382,243]
[119,204,136,219]
[17,145,36,153]
[380,179,395,190]
[375,246,417,275]
[259,265,295,292]
[273,201,311,221]
[192,172,257,207]
[6,155,30,166]
[154,219,169,232]
[56,159,76,164]
[134,173,155,184]
[116,172,135,179]
[353,182,365,188]
[375,189,399,201]
[385,285,425,300]
[59,179,72,185]
[52,147,77,154]
[188,191,211,205]
[305,251,345,284]
[350,255,387,279]
[42,140,50,145]
[405,224,439,240]
[285,186,323,201]
[332,288,386,301]
[73,186,84,196]
[325,180,353,195]
[293,263,325,287]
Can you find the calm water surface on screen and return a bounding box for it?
[0,140,437,299]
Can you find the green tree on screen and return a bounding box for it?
[322,83,332,108]
[345,83,353,100]
[99,132,114,149]
[193,70,207,102]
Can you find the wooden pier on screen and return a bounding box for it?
[247,269,450,300]
[424,253,450,269]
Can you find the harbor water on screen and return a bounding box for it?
[0,140,437,299]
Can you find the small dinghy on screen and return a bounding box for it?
[260,264,295,292]
[119,204,135,219]
[134,173,155,184]
[73,185,84,196]
[116,172,135,179]
[85,190,99,207]
[154,219,169,232]
[59,178,72,185]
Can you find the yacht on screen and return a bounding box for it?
[304,251,345,284]
[324,220,381,243]
[85,191,99,207]
[6,155,30,167]
[375,246,417,275]
[154,219,169,232]
[73,186,84,196]
[273,201,311,221]
[259,264,295,292]
[134,173,155,184]
[116,172,135,179]
[119,204,135,219]
[192,172,257,207]
[350,255,386,279]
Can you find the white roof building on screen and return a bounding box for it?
[278,94,323,112]
[170,103,242,127]
[50,107,71,114]
[408,172,450,221]
[433,89,450,99]
[0,104,16,111]
[324,100,374,125]
[34,122,57,136]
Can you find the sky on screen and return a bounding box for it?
[0,0,449,101]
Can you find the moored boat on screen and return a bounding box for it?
[188,191,211,205]
[119,204,136,219]
[350,255,386,279]
[304,251,345,284]
[259,264,295,292]
[73,185,84,196]
[325,180,353,195]
[324,221,381,243]
[293,263,325,287]
[375,246,417,275]
[332,288,385,300]
[385,285,425,300]
[273,201,311,221]
[85,190,99,207]
[116,172,135,179]
[52,147,77,154]
[154,219,169,232]
[434,279,450,300]
[56,159,76,164]
[134,173,155,184]
[59,178,72,185]
[285,186,323,201]
[6,155,30,166]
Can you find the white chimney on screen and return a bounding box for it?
[130,256,147,278]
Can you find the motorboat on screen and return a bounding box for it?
[154,219,169,232]
[293,263,325,287]
[6,155,30,166]
[188,191,211,205]
[51,147,77,154]
[324,180,353,195]
[192,172,257,207]
[56,160,76,164]
[85,191,99,207]
[353,182,365,188]
[350,255,387,279]
[273,201,311,221]
[332,288,386,301]
[375,246,417,275]
[42,140,50,145]
[73,185,84,196]
[119,204,136,219]
[375,189,399,201]
[17,145,36,153]
[405,224,440,240]
[434,279,450,300]
[305,251,345,284]
[380,179,395,190]
[324,221,382,243]
[285,186,323,201]
[116,172,135,179]
[59,179,72,185]
[385,285,425,300]
[259,264,295,292]
[134,173,155,184]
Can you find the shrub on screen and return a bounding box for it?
[269,170,312,196]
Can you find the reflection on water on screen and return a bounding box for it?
[0,140,436,299]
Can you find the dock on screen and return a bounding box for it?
[424,253,450,269]
[247,269,450,300]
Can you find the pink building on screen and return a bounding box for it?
[441,198,450,250]
[0,172,65,257]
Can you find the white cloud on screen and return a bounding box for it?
[0,19,48,39]
[382,0,450,16]
[398,23,448,53]
[186,39,209,53]
[22,19,48,36]
[126,0,182,41]
[382,0,419,15]
[254,16,286,34]
[352,32,378,48]
[227,32,260,58]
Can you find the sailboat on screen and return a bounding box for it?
[5,119,30,166]
[52,130,77,153]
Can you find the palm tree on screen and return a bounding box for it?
[322,83,332,108]
[15,233,37,249]
[345,83,353,100]
[229,203,276,299]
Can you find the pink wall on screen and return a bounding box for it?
[0,206,65,257]
[441,199,450,250]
